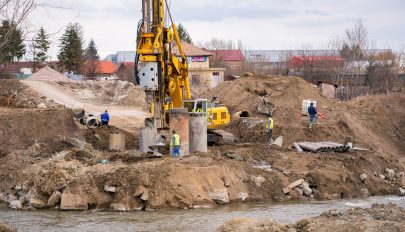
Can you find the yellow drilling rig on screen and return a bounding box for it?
[135,0,234,148]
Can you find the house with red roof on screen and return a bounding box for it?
[83,61,117,79]
[209,50,246,75]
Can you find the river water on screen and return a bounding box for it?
[1,196,404,232]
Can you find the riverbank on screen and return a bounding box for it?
[0,78,404,212]
[216,203,405,232]
[1,196,404,232]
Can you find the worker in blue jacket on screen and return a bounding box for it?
[101,110,110,126]
[308,103,318,129]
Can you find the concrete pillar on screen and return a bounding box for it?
[189,112,208,153]
[139,126,157,153]
[109,134,126,151]
[170,108,189,157]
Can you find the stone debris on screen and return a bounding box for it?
[104,185,117,193]
[226,152,244,161]
[379,174,386,180]
[47,191,62,207]
[385,168,395,180]
[140,189,149,201]
[60,193,88,211]
[208,189,229,204]
[288,179,305,189]
[251,175,266,187]
[9,201,22,210]
[30,199,48,209]
[360,173,368,182]
[399,187,405,196]
[237,192,249,202]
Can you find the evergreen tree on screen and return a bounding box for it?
[84,39,99,61]
[177,23,192,44]
[83,39,100,78]
[58,23,84,74]
[33,27,50,68]
[0,20,26,63]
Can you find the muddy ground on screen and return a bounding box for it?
[216,203,405,232]
[0,76,404,213]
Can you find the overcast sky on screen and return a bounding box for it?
[29,0,405,60]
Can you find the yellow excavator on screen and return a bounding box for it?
[135,0,234,145]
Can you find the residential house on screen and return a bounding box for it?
[172,42,226,93]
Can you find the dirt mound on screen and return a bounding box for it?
[204,75,404,157]
[203,75,331,117]
[0,79,59,108]
[0,108,82,155]
[26,66,70,82]
[55,80,145,106]
[216,203,405,232]
[84,125,139,151]
[345,93,405,155]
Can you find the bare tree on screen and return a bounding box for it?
[342,20,369,82]
[0,0,36,52]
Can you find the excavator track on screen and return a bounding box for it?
[208,129,235,146]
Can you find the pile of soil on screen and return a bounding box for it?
[84,125,139,151]
[216,203,405,232]
[0,79,59,108]
[55,80,145,107]
[203,75,332,118]
[25,66,70,82]
[0,108,82,156]
[204,75,405,157]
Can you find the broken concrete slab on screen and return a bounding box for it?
[30,199,48,209]
[60,193,88,211]
[104,185,117,193]
[303,186,313,196]
[208,189,229,205]
[282,187,290,194]
[288,179,305,189]
[47,191,62,207]
[271,136,283,147]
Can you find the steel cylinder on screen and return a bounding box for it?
[170,108,190,157]
[189,112,208,153]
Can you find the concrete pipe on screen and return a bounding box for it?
[170,108,190,157]
[189,112,208,153]
[293,143,304,153]
[86,116,99,128]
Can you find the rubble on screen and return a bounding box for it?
[47,191,62,207]
[60,192,88,211]
[360,173,368,182]
[208,190,230,205]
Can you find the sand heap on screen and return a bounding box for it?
[26,66,70,82]
[203,74,405,156]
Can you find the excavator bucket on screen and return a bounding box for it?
[258,98,276,115]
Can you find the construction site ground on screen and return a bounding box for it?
[0,75,404,218]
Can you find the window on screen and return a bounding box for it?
[192,75,200,85]
[221,112,227,119]
[213,113,218,120]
